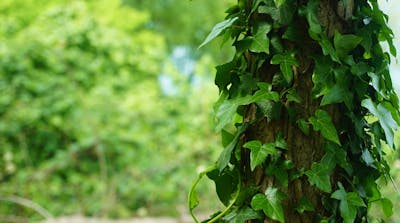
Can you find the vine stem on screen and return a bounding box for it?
[208,173,241,223]
[188,165,241,223]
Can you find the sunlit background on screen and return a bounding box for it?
[0,0,399,222]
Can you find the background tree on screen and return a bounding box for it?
[189,0,399,222]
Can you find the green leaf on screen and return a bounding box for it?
[321,84,353,109]
[362,99,398,147]
[286,88,302,103]
[303,0,322,36]
[224,207,263,223]
[275,133,288,150]
[199,17,239,48]
[215,61,235,91]
[297,118,310,135]
[319,36,340,62]
[207,168,238,206]
[217,124,248,171]
[309,109,341,145]
[271,52,298,84]
[305,162,332,193]
[215,95,253,131]
[331,183,365,223]
[244,140,278,171]
[249,22,272,54]
[274,0,285,7]
[381,198,393,218]
[251,188,285,223]
[295,197,315,214]
[333,31,362,58]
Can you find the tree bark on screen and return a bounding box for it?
[242,0,352,222]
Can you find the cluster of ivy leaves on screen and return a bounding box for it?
[189,0,399,222]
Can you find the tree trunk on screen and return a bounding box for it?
[242,1,352,222]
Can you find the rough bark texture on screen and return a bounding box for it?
[242,0,353,222]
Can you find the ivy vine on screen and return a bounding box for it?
[189,0,399,222]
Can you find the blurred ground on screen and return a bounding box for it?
[41,215,194,223]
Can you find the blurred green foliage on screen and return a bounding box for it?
[0,0,233,220]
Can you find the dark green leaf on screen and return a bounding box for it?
[333,31,362,58]
[297,118,310,135]
[217,124,247,171]
[331,183,365,223]
[295,197,315,214]
[215,61,236,91]
[224,207,263,223]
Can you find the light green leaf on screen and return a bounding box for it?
[199,17,238,48]
[381,198,393,218]
[251,188,285,223]
[306,162,332,193]
[249,22,272,54]
[271,52,298,84]
[215,95,253,131]
[347,192,366,207]
[309,109,341,145]
[274,0,285,7]
[362,99,398,147]
[244,140,278,171]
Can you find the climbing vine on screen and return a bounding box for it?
[189,0,399,222]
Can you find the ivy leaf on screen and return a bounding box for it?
[321,84,353,110]
[251,188,285,223]
[244,140,278,171]
[275,133,288,150]
[223,207,263,223]
[333,31,362,58]
[295,197,315,214]
[302,0,322,36]
[215,60,236,91]
[309,109,341,145]
[319,35,340,62]
[381,198,393,218]
[331,183,366,223]
[215,95,253,131]
[199,17,239,48]
[297,119,310,135]
[270,52,298,84]
[305,162,332,193]
[217,124,247,171]
[207,168,238,206]
[362,99,398,147]
[249,22,272,54]
[274,0,285,7]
